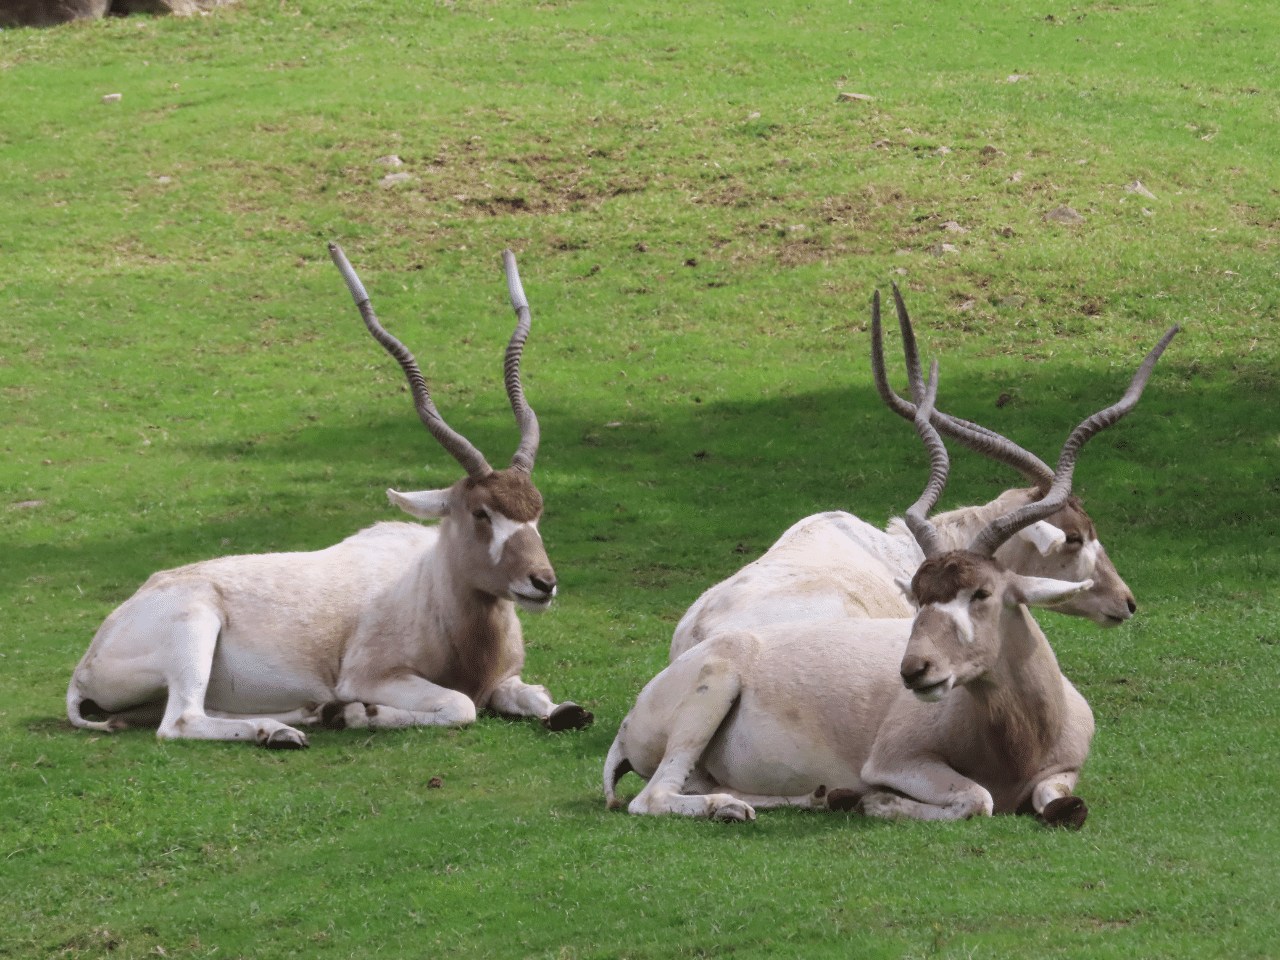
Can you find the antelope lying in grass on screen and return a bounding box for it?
[670,286,1140,662]
[66,244,593,748]
[606,322,1176,824]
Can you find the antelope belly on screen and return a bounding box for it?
[204,644,333,713]
[702,700,865,796]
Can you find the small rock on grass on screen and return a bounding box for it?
[838,91,873,101]
[1124,180,1157,199]
[1044,205,1084,225]
[102,93,122,103]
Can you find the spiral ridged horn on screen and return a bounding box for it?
[967,324,1180,556]
[502,250,540,475]
[329,242,492,479]
[872,285,1055,488]
[903,359,951,559]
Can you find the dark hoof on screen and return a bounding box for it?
[542,702,594,732]
[265,728,309,750]
[319,702,348,730]
[1038,795,1088,829]
[826,788,861,813]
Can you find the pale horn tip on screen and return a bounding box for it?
[502,249,529,313]
[327,241,370,307]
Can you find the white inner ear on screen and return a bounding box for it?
[894,577,916,606]
[387,488,452,519]
[1017,520,1067,556]
[1012,575,1096,609]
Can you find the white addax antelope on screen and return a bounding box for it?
[670,285,1140,663]
[67,244,593,748]
[606,320,1177,824]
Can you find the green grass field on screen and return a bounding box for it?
[2,1,1278,957]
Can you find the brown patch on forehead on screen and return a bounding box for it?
[467,469,543,522]
[911,551,999,606]
[1042,495,1096,540]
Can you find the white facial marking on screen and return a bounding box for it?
[486,512,541,565]
[1077,539,1100,576]
[933,594,976,645]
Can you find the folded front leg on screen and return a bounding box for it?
[487,675,593,730]
[859,757,995,821]
[335,670,478,727]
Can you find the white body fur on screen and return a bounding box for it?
[67,501,586,747]
[66,244,592,748]
[608,568,1096,824]
[670,487,1134,663]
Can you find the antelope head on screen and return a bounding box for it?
[987,499,1132,626]
[329,244,557,613]
[872,286,1176,626]
[889,315,1176,700]
[901,551,1093,701]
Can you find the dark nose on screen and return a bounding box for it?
[530,573,556,595]
[1127,598,1137,615]
[900,654,930,687]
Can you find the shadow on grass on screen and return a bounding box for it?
[11,359,1277,585]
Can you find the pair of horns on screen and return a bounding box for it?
[877,285,1179,558]
[328,243,539,479]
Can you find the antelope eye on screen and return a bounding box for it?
[472,509,490,522]
[1065,535,1084,547]
[972,589,991,602]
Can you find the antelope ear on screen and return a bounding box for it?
[387,488,452,519]
[1008,575,1095,609]
[894,577,917,606]
[1015,520,1067,556]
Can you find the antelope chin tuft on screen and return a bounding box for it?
[512,591,555,613]
[1083,604,1132,627]
[909,675,955,703]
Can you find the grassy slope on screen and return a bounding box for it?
[1,0,1278,957]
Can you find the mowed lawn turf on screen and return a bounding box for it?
[1,1,1278,957]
